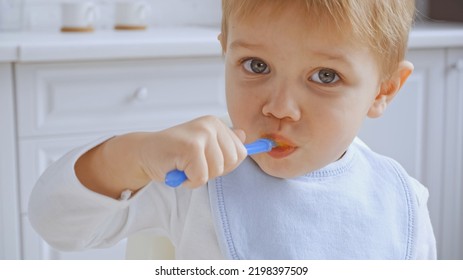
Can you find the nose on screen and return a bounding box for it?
[262,82,302,122]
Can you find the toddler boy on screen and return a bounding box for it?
[29,0,436,259]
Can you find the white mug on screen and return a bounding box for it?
[0,0,24,31]
[61,2,99,32]
[114,1,152,30]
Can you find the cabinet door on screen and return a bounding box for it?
[19,135,126,259]
[440,48,463,259]
[0,63,21,259]
[358,49,447,257]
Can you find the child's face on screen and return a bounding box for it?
[223,4,383,178]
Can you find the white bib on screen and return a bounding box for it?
[208,140,417,259]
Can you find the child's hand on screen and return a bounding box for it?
[139,116,247,188]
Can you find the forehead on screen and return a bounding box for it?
[226,1,352,33]
[226,2,356,53]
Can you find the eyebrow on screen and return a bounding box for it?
[229,39,354,67]
[229,40,266,50]
[306,45,354,62]
[305,45,355,68]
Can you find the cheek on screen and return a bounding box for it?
[225,74,241,114]
[226,90,260,130]
[225,74,252,128]
[225,70,264,124]
[309,97,364,139]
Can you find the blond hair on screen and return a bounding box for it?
[221,0,415,78]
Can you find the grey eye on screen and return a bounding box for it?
[310,69,340,84]
[243,59,270,74]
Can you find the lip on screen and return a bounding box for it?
[261,133,297,159]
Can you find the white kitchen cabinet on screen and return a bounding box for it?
[0,63,21,259]
[439,48,463,259]
[15,58,226,137]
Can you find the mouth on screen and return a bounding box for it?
[262,133,297,159]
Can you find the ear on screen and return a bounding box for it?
[367,61,414,118]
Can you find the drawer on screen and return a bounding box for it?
[15,57,226,137]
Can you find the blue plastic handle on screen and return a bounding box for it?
[164,138,275,187]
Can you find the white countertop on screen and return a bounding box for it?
[1,22,463,63]
[0,27,222,62]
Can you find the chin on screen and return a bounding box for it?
[252,157,312,179]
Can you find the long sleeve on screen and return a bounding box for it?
[28,136,176,252]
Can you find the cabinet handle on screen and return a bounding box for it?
[133,87,148,101]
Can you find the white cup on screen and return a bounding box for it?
[114,1,152,30]
[61,2,99,32]
[0,0,24,31]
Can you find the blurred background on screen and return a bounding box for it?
[0,0,448,32]
[0,0,221,31]
[1,0,462,260]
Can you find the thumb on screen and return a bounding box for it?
[232,128,246,143]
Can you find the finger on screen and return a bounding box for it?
[220,128,248,175]
[182,151,209,189]
[216,131,238,175]
[229,128,247,160]
[204,137,225,179]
